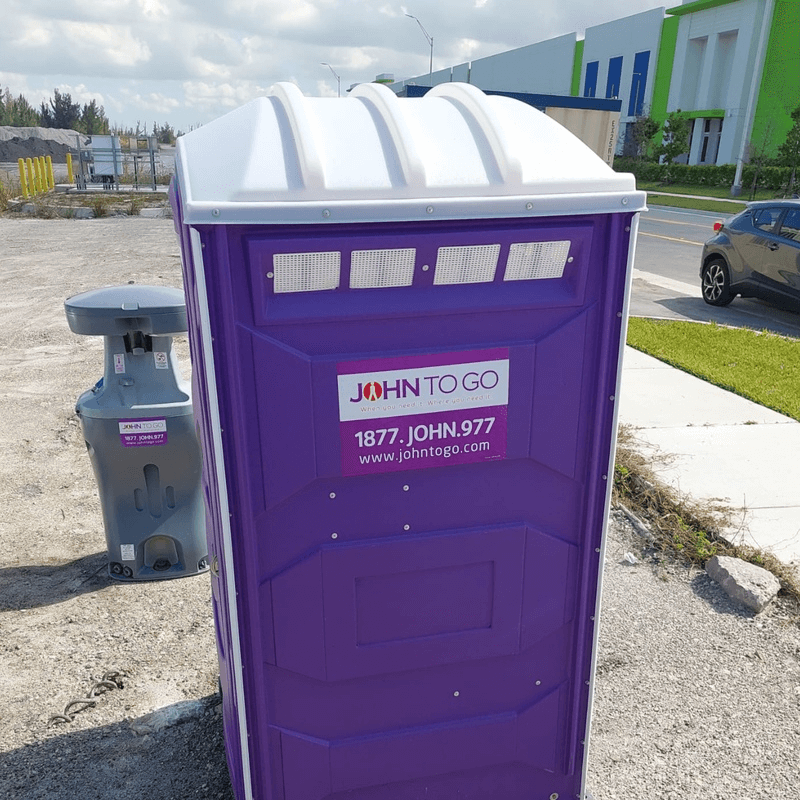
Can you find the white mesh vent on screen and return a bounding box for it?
[434,244,500,285]
[504,241,571,281]
[272,251,340,293]
[350,248,416,288]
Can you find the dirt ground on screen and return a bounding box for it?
[0,216,233,799]
[2,214,799,800]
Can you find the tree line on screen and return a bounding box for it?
[0,87,180,143]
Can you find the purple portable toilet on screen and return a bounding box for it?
[172,82,645,800]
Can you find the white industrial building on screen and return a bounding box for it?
[388,0,799,168]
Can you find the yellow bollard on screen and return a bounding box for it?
[66,153,74,184]
[46,156,55,189]
[27,158,37,194]
[39,157,48,191]
[18,159,29,199]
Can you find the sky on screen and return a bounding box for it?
[2,0,671,134]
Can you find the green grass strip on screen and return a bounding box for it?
[644,193,748,214]
[635,181,778,201]
[627,318,800,421]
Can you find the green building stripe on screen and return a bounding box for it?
[571,39,584,97]
[571,39,585,97]
[752,0,800,157]
[666,0,740,15]
[678,109,726,119]
[650,16,679,125]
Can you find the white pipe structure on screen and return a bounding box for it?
[732,0,775,196]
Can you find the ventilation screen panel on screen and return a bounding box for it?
[504,241,571,281]
[273,252,341,293]
[350,248,416,289]
[434,244,500,285]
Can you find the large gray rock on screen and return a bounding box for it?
[706,555,780,613]
[140,206,172,218]
[129,699,206,735]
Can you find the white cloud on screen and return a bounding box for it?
[451,38,482,64]
[122,89,181,113]
[181,80,267,112]
[136,0,170,21]
[17,19,55,49]
[315,79,339,98]
[334,48,380,73]
[61,22,152,66]
[0,0,671,130]
[60,83,106,107]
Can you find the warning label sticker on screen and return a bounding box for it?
[119,418,168,448]
[337,348,509,476]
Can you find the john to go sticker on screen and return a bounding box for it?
[337,348,509,476]
[119,418,168,448]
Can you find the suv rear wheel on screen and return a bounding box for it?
[701,258,734,306]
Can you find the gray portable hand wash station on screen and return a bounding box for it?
[171,82,645,800]
[66,284,207,580]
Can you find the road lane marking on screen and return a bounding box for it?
[632,268,698,297]
[640,231,704,246]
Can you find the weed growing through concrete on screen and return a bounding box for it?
[0,175,21,212]
[89,196,111,218]
[32,195,58,219]
[614,424,800,606]
[127,197,144,216]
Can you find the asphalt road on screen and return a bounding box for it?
[632,203,800,338]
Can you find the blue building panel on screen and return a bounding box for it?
[627,51,650,117]
[606,56,623,99]
[402,84,621,113]
[584,61,599,98]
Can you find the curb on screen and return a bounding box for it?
[6,200,172,219]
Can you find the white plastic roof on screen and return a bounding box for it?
[175,81,645,225]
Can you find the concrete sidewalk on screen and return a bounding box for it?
[618,346,800,567]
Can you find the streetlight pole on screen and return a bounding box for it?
[405,13,433,87]
[321,62,341,97]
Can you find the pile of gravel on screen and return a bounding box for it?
[0,137,76,162]
[0,126,87,146]
[0,126,88,163]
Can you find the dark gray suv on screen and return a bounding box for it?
[700,199,800,307]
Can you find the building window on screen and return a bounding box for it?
[627,51,650,117]
[606,56,623,99]
[700,119,712,162]
[584,61,598,98]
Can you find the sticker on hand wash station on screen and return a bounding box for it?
[119,418,168,447]
[337,348,508,476]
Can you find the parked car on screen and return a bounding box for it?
[700,199,800,307]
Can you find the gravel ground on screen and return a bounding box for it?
[1,215,798,800]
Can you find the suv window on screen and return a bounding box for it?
[753,207,782,232]
[778,208,800,242]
